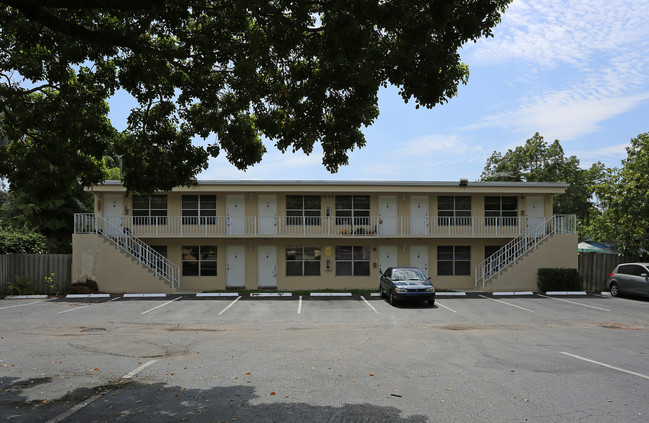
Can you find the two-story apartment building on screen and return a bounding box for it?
[72,180,577,293]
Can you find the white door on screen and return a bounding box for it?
[103,194,124,235]
[226,245,245,288]
[378,195,397,236]
[226,195,246,235]
[410,196,429,235]
[379,246,398,276]
[410,245,429,276]
[526,196,545,235]
[258,245,278,288]
[258,195,278,235]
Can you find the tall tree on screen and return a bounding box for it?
[481,132,605,227]
[1,0,511,195]
[589,133,649,255]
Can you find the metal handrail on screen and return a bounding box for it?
[474,215,577,288]
[74,213,180,288]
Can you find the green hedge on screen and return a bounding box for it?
[0,229,48,254]
[537,268,582,291]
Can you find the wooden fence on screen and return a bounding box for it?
[0,254,72,295]
[578,252,645,292]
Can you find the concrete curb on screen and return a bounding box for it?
[196,293,239,297]
[123,293,167,298]
[546,291,587,296]
[5,295,49,300]
[250,292,293,297]
[66,294,110,299]
[310,293,352,297]
[493,291,534,296]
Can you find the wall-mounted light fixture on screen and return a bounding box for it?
[402,244,407,252]
[402,193,407,202]
[249,244,253,252]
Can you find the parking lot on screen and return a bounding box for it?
[1,293,648,422]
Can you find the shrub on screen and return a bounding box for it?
[0,228,47,254]
[538,268,582,291]
[7,276,35,295]
[68,278,99,294]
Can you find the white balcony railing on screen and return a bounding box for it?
[75,214,535,238]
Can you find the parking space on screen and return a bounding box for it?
[2,293,649,421]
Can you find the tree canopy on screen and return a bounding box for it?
[1,0,511,195]
[589,133,649,255]
[481,132,605,226]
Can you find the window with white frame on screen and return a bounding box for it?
[182,246,217,276]
[437,246,471,276]
[286,246,321,276]
[182,195,217,224]
[335,195,370,226]
[286,195,321,225]
[438,196,471,225]
[132,195,167,225]
[485,196,518,226]
[335,246,370,276]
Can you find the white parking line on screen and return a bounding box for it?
[435,301,457,313]
[297,296,303,314]
[360,296,379,313]
[479,295,534,313]
[560,352,649,380]
[218,296,241,315]
[537,294,611,312]
[57,304,92,314]
[140,296,181,315]
[122,360,157,379]
[0,300,46,310]
[47,360,158,423]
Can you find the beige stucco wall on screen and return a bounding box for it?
[72,234,175,294]
[486,233,578,292]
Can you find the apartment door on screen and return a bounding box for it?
[379,246,398,276]
[410,196,429,235]
[378,195,398,236]
[257,245,278,288]
[258,195,278,235]
[410,245,429,276]
[103,194,123,235]
[226,245,245,288]
[226,195,245,235]
[526,196,545,235]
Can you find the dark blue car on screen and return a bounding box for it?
[379,267,435,306]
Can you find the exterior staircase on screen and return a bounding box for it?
[74,214,180,289]
[475,215,577,289]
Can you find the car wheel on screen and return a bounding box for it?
[389,291,397,305]
[379,284,385,299]
[610,282,620,297]
[427,299,435,307]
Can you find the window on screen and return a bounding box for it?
[182,195,217,224]
[286,246,321,276]
[335,246,370,276]
[438,196,471,225]
[132,195,167,225]
[335,195,370,226]
[437,246,471,276]
[182,246,217,276]
[484,245,501,260]
[485,196,517,226]
[286,195,321,225]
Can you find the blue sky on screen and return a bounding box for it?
[109,0,649,182]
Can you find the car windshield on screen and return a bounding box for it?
[392,269,426,281]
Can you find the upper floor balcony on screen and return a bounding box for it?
[75,213,576,239]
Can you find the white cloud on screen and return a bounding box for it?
[467,0,649,69]
[480,91,649,140]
